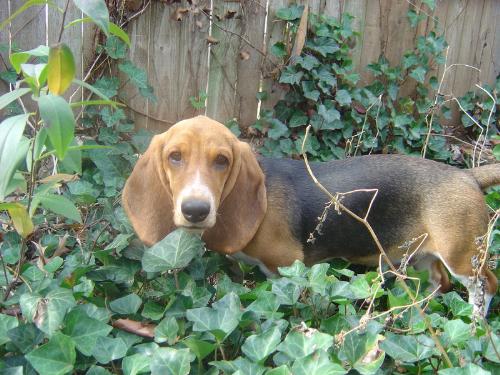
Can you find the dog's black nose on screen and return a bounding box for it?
[181,200,210,223]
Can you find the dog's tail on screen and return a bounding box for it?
[468,163,500,190]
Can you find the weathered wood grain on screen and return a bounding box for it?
[126,1,210,132]
[0,0,497,130]
[206,0,242,124]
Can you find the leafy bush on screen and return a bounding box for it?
[255,3,497,165]
[0,1,498,374]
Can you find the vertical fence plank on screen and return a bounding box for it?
[475,0,497,88]
[126,1,210,132]
[492,1,500,85]
[234,0,266,128]
[206,0,242,124]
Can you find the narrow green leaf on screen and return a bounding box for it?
[0,114,30,200]
[0,202,34,238]
[25,333,76,375]
[0,1,53,32]
[70,99,124,108]
[38,94,76,160]
[109,22,131,47]
[73,0,110,35]
[38,193,82,223]
[72,79,117,107]
[142,229,204,272]
[0,88,31,110]
[47,43,76,95]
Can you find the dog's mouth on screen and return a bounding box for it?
[177,224,210,234]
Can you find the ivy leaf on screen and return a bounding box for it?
[246,291,282,320]
[25,333,76,375]
[62,309,113,356]
[267,119,290,140]
[306,37,339,57]
[380,333,435,362]
[302,81,320,101]
[423,0,436,10]
[438,363,492,375]
[410,66,427,83]
[291,350,346,375]
[7,323,45,354]
[119,60,149,89]
[276,5,304,21]
[186,292,242,338]
[272,278,302,305]
[441,319,470,348]
[277,329,333,359]
[442,292,473,317]
[0,313,18,345]
[122,353,150,375]
[271,42,287,57]
[142,229,205,272]
[20,288,76,337]
[109,293,142,315]
[182,338,216,361]
[92,336,129,364]
[154,316,178,344]
[242,326,282,362]
[150,348,195,375]
[335,89,352,106]
[279,66,304,85]
[104,36,127,59]
[38,94,76,160]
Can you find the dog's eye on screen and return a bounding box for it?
[169,151,182,164]
[214,154,229,169]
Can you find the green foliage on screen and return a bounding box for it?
[255,5,496,164]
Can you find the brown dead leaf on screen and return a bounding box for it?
[39,173,79,184]
[206,36,219,45]
[239,51,250,60]
[125,0,143,12]
[172,7,189,21]
[113,318,155,338]
[224,10,237,19]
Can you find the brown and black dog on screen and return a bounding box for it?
[123,116,499,315]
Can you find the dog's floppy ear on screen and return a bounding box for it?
[122,135,175,246]
[203,141,267,253]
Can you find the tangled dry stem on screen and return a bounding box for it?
[300,125,453,367]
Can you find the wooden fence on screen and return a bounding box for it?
[1,0,499,133]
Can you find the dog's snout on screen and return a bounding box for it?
[181,200,211,223]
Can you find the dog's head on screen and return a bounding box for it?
[122,116,267,253]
